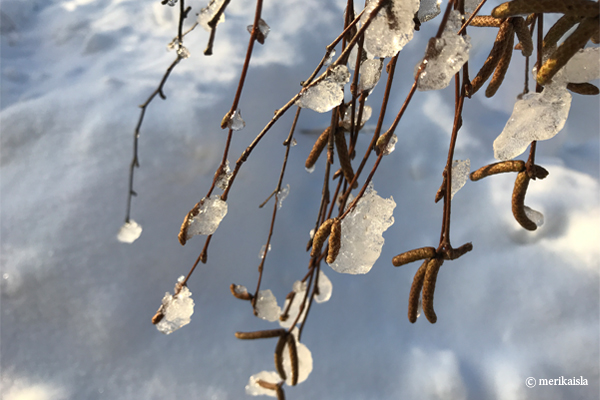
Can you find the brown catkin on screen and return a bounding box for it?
[287,335,299,386]
[310,218,335,257]
[486,28,515,97]
[235,329,287,340]
[305,127,330,170]
[543,15,585,49]
[276,386,286,400]
[408,260,429,323]
[469,15,503,27]
[274,334,287,381]
[567,82,600,95]
[537,16,599,85]
[512,17,533,56]
[422,258,444,324]
[470,160,525,181]
[532,164,549,180]
[151,310,164,325]
[326,219,342,264]
[512,171,538,231]
[334,128,358,189]
[470,21,513,96]
[392,247,437,267]
[256,380,279,390]
[492,0,600,19]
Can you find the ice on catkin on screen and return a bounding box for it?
[524,206,544,228]
[255,289,281,322]
[328,182,396,274]
[117,220,142,243]
[155,280,195,335]
[245,371,281,397]
[358,59,384,93]
[185,196,228,239]
[450,159,470,199]
[296,65,350,113]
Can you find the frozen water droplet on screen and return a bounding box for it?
[383,134,398,155]
[117,220,142,243]
[246,371,280,397]
[167,39,177,51]
[216,159,233,190]
[198,0,226,31]
[305,164,316,173]
[563,47,600,83]
[315,270,332,303]
[156,285,195,334]
[259,244,272,259]
[186,195,228,239]
[359,59,384,93]
[234,284,248,296]
[418,0,442,22]
[228,109,246,131]
[255,290,281,322]
[247,19,270,44]
[277,184,290,209]
[524,206,544,227]
[324,49,336,66]
[340,105,372,131]
[291,138,298,147]
[296,65,350,113]
[177,45,190,59]
[450,159,470,199]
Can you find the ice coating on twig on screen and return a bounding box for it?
[524,206,544,228]
[117,220,142,243]
[328,183,396,274]
[186,196,228,239]
[358,59,383,93]
[277,184,290,210]
[234,284,248,296]
[279,281,308,328]
[282,329,313,386]
[314,270,332,303]
[417,0,441,22]
[245,371,280,397]
[324,49,336,67]
[259,244,272,259]
[255,289,281,322]
[156,284,195,335]
[450,159,470,199]
[177,46,190,59]
[416,11,471,91]
[247,19,270,42]
[562,47,600,84]
[493,83,572,161]
[216,159,232,190]
[383,134,398,155]
[340,105,372,130]
[296,65,350,113]
[362,0,420,58]
[228,109,246,131]
[198,0,226,31]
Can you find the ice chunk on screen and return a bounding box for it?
[450,159,470,199]
[416,11,471,91]
[117,220,142,243]
[493,85,572,160]
[186,195,228,239]
[247,19,270,44]
[227,109,245,131]
[340,105,373,130]
[216,159,233,190]
[282,329,313,386]
[328,182,396,274]
[524,206,544,228]
[279,281,308,328]
[255,290,281,322]
[291,138,297,147]
[314,270,332,303]
[417,0,442,22]
[277,184,290,209]
[177,45,190,59]
[259,244,272,259]
[198,0,226,31]
[156,285,195,334]
[245,371,280,397]
[563,47,600,84]
[167,0,177,6]
[362,0,420,58]
[234,284,248,296]
[358,59,384,93]
[382,134,397,155]
[296,65,350,113]
[324,49,336,67]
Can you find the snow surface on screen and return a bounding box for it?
[1,0,598,399]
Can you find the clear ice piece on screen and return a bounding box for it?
[358,59,383,93]
[282,330,313,386]
[416,11,471,91]
[186,195,228,239]
[324,49,336,67]
[117,220,142,243]
[177,46,190,59]
[246,371,280,397]
[247,19,270,44]
[340,105,372,131]
[328,182,396,274]
[156,285,195,334]
[291,138,297,147]
[493,84,572,160]
[228,109,246,131]
[417,0,441,22]
[314,270,332,303]
[362,0,420,58]
[296,65,350,113]
[563,47,600,84]
[305,164,315,173]
[524,206,544,227]
[255,290,281,322]
[259,244,272,259]
[383,134,398,155]
[450,159,470,199]
[279,281,308,328]
[277,184,290,209]
[198,0,226,31]
[216,159,233,190]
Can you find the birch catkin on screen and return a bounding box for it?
[392,247,437,267]
[470,160,525,181]
[469,15,502,27]
[422,258,444,324]
[512,17,533,57]
[512,171,537,231]
[408,259,429,323]
[235,329,287,340]
[334,128,358,189]
[311,218,335,257]
[543,15,585,49]
[274,334,287,380]
[326,218,342,264]
[486,30,515,97]
[567,82,600,95]
[287,335,299,386]
[492,0,600,19]
[305,127,330,170]
[470,21,513,96]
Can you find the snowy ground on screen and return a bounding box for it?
[1,1,599,399]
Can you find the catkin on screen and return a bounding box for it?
[274,334,287,380]
[512,171,537,231]
[235,329,287,340]
[392,247,437,267]
[486,29,515,97]
[334,128,358,189]
[532,164,549,180]
[287,335,299,386]
[151,309,164,325]
[492,0,600,19]
[305,127,330,170]
[408,260,429,323]
[469,15,502,27]
[326,218,342,264]
[470,21,513,96]
[567,82,600,95]
[543,15,585,49]
[537,16,599,85]
[470,160,525,181]
[256,380,279,390]
[422,258,444,324]
[311,218,335,257]
[512,17,533,56]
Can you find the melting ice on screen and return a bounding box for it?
[245,371,281,397]
[524,206,544,228]
[156,284,195,335]
[417,0,441,22]
[185,195,228,240]
[117,220,142,243]
[358,59,383,93]
[277,184,290,210]
[198,0,226,31]
[279,281,308,328]
[296,65,350,113]
[314,270,332,303]
[450,159,470,199]
[255,289,281,322]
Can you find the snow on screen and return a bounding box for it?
[117,220,142,243]
[216,159,232,190]
[328,183,396,274]
[245,371,280,397]
[296,65,350,113]
[314,270,332,303]
[155,285,195,335]
[450,159,470,199]
[185,195,228,239]
[255,289,281,322]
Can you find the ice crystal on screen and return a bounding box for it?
[358,59,383,93]
[156,285,194,334]
[245,371,280,397]
[186,195,228,239]
[234,284,248,296]
[324,49,336,67]
[177,46,190,59]
[340,105,373,131]
[277,184,290,210]
[216,159,232,190]
[305,164,316,173]
[315,270,332,303]
[117,220,142,243]
[227,109,246,131]
[383,134,398,155]
[167,0,177,6]
[291,138,297,147]
[450,159,470,199]
[255,289,281,322]
[417,0,441,22]
[296,65,350,113]
[259,244,272,259]
[198,0,226,31]
[524,206,544,228]
[328,183,396,274]
[247,19,270,44]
